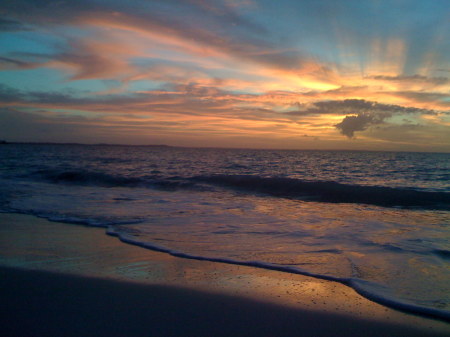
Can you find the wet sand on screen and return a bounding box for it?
[1,213,449,336]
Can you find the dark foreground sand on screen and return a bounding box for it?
[2,266,449,337]
[0,213,449,337]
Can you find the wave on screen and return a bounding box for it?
[27,169,200,191]
[107,227,450,322]
[192,175,450,210]
[433,249,450,260]
[24,170,450,209]
[0,208,144,227]
[31,169,143,187]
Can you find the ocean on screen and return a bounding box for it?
[0,144,449,320]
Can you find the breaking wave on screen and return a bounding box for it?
[192,175,450,210]
[27,169,199,191]
[25,169,450,209]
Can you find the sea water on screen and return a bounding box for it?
[0,144,449,320]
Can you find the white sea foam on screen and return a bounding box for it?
[108,227,450,321]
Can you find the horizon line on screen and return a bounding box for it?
[1,141,449,154]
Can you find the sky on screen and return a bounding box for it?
[0,0,449,151]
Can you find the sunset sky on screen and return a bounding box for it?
[0,0,449,151]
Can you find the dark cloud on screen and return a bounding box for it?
[0,107,161,144]
[0,107,88,142]
[328,100,439,138]
[0,55,38,70]
[0,17,29,31]
[1,0,266,37]
[0,83,139,106]
[181,0,267,34]
[285,99,440,138]
[291,99,436,116]
[0,47,121,79]
[315,85,368,96]
[0,82,230,117]
[335,113,387,138]
[0,84,22,102]
[0,0,98,25]
[367,74,449,85]
[0,56,28,67]
[389,91,450,106]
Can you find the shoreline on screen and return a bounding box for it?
[107,225,450,322]
[1,213,449,336]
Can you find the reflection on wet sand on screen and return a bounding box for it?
[1,213,449,335]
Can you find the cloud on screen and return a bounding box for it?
[0,55,42,71]
[0,17,29,31]
[0,0,329,85]
[2,82,442,129]
[335,113,387,138]
[0,107,100,142]
[366,74,449,85]
[0,83,23,102]
[1,81,448,148]
[81,10,317,77]
[50,40,137,80]
[0,0,99,26]
[388,91,450,106]
[0,83,142,108]
[0,82,309,142]
[181,0,264,33]
[283,98,441,138]
[291,99,436,116]
[327,99,440,138]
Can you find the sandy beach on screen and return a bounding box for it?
[1,213,449,337]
